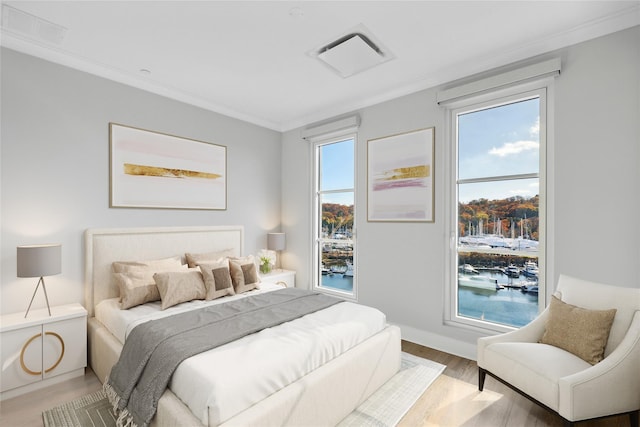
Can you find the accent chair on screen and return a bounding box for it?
[477,274,640,427]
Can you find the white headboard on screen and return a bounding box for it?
[84,225,244,316]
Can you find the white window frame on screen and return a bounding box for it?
[444,79,554,333]
[311,134,358,301]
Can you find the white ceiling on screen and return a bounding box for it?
[2,1,638,131]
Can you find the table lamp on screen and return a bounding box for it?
[17,244,61,318]
[267,233,286,271]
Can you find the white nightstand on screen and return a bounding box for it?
[260,269,296,288]
[0,303,87,400]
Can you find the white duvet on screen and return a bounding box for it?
[95,283,386,425]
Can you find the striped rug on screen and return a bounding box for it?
[43,352,445,427]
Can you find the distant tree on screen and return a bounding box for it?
[458,195,539,238]
[322,203,354,236]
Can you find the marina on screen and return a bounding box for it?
[457,263,540,327]
[321,260,354,291]
[458,261,539,286]
[458,274,501,291]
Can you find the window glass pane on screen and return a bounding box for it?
[458,98,539,180]
[458,181,539,248]
[319,241,354,292]
[315,136,355,297]
[320,139,354,190]
[457,251,539,327]
[455,94,542,330]
[457,179,540,323]
[319,193,354,293]
[321,194,354,239]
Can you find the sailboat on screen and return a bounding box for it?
[343,260,354,277]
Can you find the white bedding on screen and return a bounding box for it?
[95,282,387,425]
[96,282,285,343]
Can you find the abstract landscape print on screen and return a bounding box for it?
[110,123,226,210]
[367,127,434,222]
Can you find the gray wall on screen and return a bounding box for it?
[1,48,282,314]
[2,27,638,359]
[282,26,640,358]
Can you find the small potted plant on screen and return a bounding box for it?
[258,249,275,274]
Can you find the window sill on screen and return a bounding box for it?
[314,285,357,302]
[444,316,518,336]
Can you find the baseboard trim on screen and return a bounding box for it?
[393,322,477,361]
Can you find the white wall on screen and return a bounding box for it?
[282,26,640,359]
[1,48,282,315]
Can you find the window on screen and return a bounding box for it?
[448,86,547,331]
[313,136,356,298]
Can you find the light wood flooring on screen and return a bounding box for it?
[0,369,102,427]
[399,341,632,427]
[0,341,632,426]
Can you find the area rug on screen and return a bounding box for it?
[338,352,446,426]
[43,352,445,427]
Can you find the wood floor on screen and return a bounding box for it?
[399,341,632,427]
[0,369,102,427]
[0,341,632,426]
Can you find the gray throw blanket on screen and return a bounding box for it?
[104,288,342,427]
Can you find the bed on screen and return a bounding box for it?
[84,225,401,427]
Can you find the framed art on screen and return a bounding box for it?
[110,123,227,209]
[367,127,434,222]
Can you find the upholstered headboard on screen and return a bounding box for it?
[84,225,244,316]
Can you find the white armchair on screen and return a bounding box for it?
[477,274,640,427]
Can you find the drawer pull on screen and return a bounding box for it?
[19,332,65,375]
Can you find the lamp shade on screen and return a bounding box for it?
[17,244,61,278]
[267,233,286,251]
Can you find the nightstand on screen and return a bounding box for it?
[260,269,296,288]
[0,303,87,400]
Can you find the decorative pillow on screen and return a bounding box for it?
[114,271,160,309]
[113,255,183,272]
[197,258,236,300]
[112,256,186,309]
[185,249,235,268]
[229,255,260,294]
[540,295,617,364]
[153,269,206,310]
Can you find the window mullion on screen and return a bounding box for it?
[458,173,539,185]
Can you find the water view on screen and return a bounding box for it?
[457,194,540,328]
[456,97,542,328]
[458,269,538,327]
[320,202,354,293]
[321,272,354,292]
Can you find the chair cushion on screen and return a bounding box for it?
[483,342,591,411]
[540,296,616,364]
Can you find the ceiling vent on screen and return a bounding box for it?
[310,25,394,78]
[1,4,67,45]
